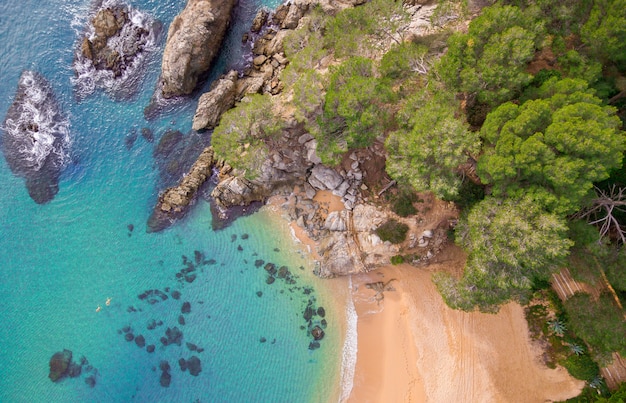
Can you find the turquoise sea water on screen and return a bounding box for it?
[0,0,343,401]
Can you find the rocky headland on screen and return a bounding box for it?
[149,0,454,277]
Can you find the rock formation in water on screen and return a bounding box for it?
[2,71,71,204]
[73,0,161,99]
[148,146,221,232]
[48,349,97,386]
[159,0,236,98]
[192,70,238,131]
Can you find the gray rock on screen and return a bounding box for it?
[192,70,238,131]
[160,0,236,97]
[308,165,342,191]
[324,211,347,231]
[332,180,350,198]
[211,176,267,209]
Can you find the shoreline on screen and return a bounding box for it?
[264,191,584,402]
[347,262,585,403]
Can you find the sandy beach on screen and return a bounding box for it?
[346,257,585,403]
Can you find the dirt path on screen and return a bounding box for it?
[348,256,584,403]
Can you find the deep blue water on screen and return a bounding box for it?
[0,0,342,401]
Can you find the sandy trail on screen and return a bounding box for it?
[347,259,584,403]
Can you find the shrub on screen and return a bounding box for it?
[390,255,405,265]
[375,219,409,244]
[562,353,600,381]
[391,190,418,217]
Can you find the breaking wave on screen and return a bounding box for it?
[2,71,71,174]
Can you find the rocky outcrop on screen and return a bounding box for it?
[160,0,236,98]
[192,70,238,131]
[2,71,71,204]
[49,350,72,382]
[210,176,267,209]
[73,1,160,99]
[148,146,220,232]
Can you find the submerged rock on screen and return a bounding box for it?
[2,71,71,204]
[49,349,72,382]
[186,356,202,376]
[159,0,236,98]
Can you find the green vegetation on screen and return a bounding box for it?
[386,90,480,200]
[390,255,405,265]
[478,78,624,215]
[437,4,545,106]
[316,56,394,165]
[435,196,572,312]
[375,219,409,244]
[564,292,626,362]
[211,94,283,179]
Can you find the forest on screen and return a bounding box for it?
[210,0,626,398]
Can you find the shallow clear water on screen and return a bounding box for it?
[0,1,341,401]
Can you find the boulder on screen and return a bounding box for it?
[160,370,171,387]
[308,165,343,191]
[250,9,268,33]
[192,70,238,131]
[48,349,72,382]
[311,325,325,340]
[210,176,267,209]
[282,2,308,29]
[160,0,236,97]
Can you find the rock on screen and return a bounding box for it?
[148,147,216,232]
[73,3,159,98]
[317,307,326,317]
[85,375,96,388]
[266,276,275,284]
[187,356,202,376]
[160,360,171,372]
[303,305,315,321]
[308,341,320,350]
[147,319,157,330]
[282,3,308,29]
[181,302,191,314]
[135,335,146,348]
[260,337,267,343]
[311,325,325,340]
[49,349,72,382]
[251,9,268,33]
[125,333,135,342]
[324,211,347,231]
[256,291,263,297]
[3,71,71,204]
[178,315,186,325]
[211,176,267,209]
[171,290,181,300]
[160,370,171,387]
[192,70,238,131]
[146,345,155,353]
[165,326,183,346]
[160,0,236,97]
[186,342,198,351]
[67,361,82,378]
[253,54,267,67]
[179,358,188,372]
[308,165,343,191]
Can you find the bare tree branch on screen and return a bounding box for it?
[574,185,626,244]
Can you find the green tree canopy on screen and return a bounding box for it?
[478,78,625,214]
[581,0,626,69]
[437,4,545,106]
[385,90,480,200]
[435,195,572,312]
[211,94,283,178]
[315,56,393,165]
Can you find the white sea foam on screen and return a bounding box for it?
[2,71,71,173]
[71,0,159,100]
[339,276,358,403]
